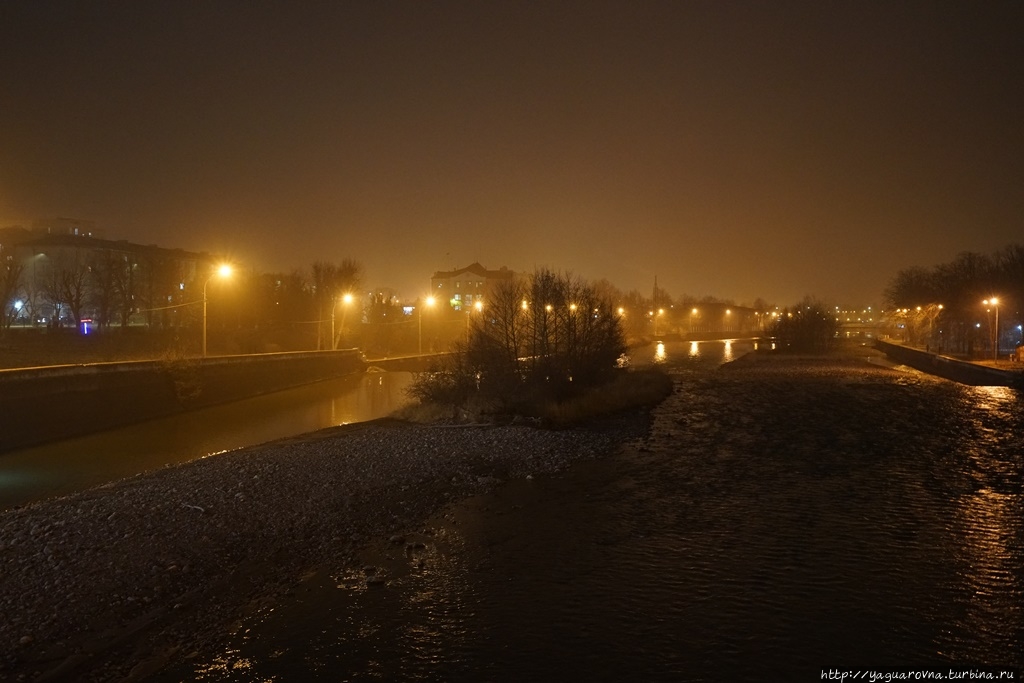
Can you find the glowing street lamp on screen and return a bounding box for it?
[983,297,1000,362]
[418,295,435,354]
[654,308,664,336]
[332,292,354,350]
[467,299,484,332]
[202,263,233,357]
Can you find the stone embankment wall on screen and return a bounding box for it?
[873,339,1024,388]
[0,350,365,453]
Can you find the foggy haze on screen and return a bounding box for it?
[2,1,1021,306]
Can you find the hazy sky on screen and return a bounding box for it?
[2,1,1021,306]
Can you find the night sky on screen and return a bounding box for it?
[2,1,1022,307]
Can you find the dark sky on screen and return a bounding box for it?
[2,1,1022,307]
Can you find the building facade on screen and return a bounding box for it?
[1,221,215,329]
[430,262,516,312]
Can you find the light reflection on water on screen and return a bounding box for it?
[941,383,1024,661]
[0,371,414,510]
[634,338,753,368]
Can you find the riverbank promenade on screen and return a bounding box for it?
[873,337,1024,388]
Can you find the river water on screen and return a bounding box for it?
[0,371,414,510]
[158,340,1022,680]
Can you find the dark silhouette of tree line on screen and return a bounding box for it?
[884,244,1024,356]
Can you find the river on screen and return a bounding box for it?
[154,339,1022,680]
[0,370,414,510]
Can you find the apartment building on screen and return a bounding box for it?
[1,220,214,328]
[429,262,516,312]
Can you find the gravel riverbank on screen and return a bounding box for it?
[0,415,649,682]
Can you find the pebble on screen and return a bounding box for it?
[0,416,647,681]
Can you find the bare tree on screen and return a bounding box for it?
[140,253,180,329]
[311,259,364,350]
[418,269,627,410]
[112,255,140,329]
[89,252,119,330]
[40,250,90,328]
[1,254,25,334]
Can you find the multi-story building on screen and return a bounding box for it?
[429,262,516,312]
[1,220,216,329]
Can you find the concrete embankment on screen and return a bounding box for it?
[0,350,366,452]
[874,339,1024,388]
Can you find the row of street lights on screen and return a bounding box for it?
[894,297,1008,362]
[206,269,1011,363]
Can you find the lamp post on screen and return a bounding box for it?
[467,299,483,333]
[418,295,435,354]
[202,264,232,357]
[332,293,354,350]
[983,297,999,362]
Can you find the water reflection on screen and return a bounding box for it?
[971,385,1016,412]
[634,339,754,368]
[949,486,1023,661]
[0,371,414,510]
[942,384,1024,661]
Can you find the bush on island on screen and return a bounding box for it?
[768,297,840,353]
[404,269,670,424]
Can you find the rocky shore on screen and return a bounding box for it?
[0,415,649,682]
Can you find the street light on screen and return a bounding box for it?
[202,263,232,357]
[332,292,354,350]
[418,295,435,354]
[983,297,1000,362]
[467,299,483,332]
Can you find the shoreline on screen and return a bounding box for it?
[0,415,649,681]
